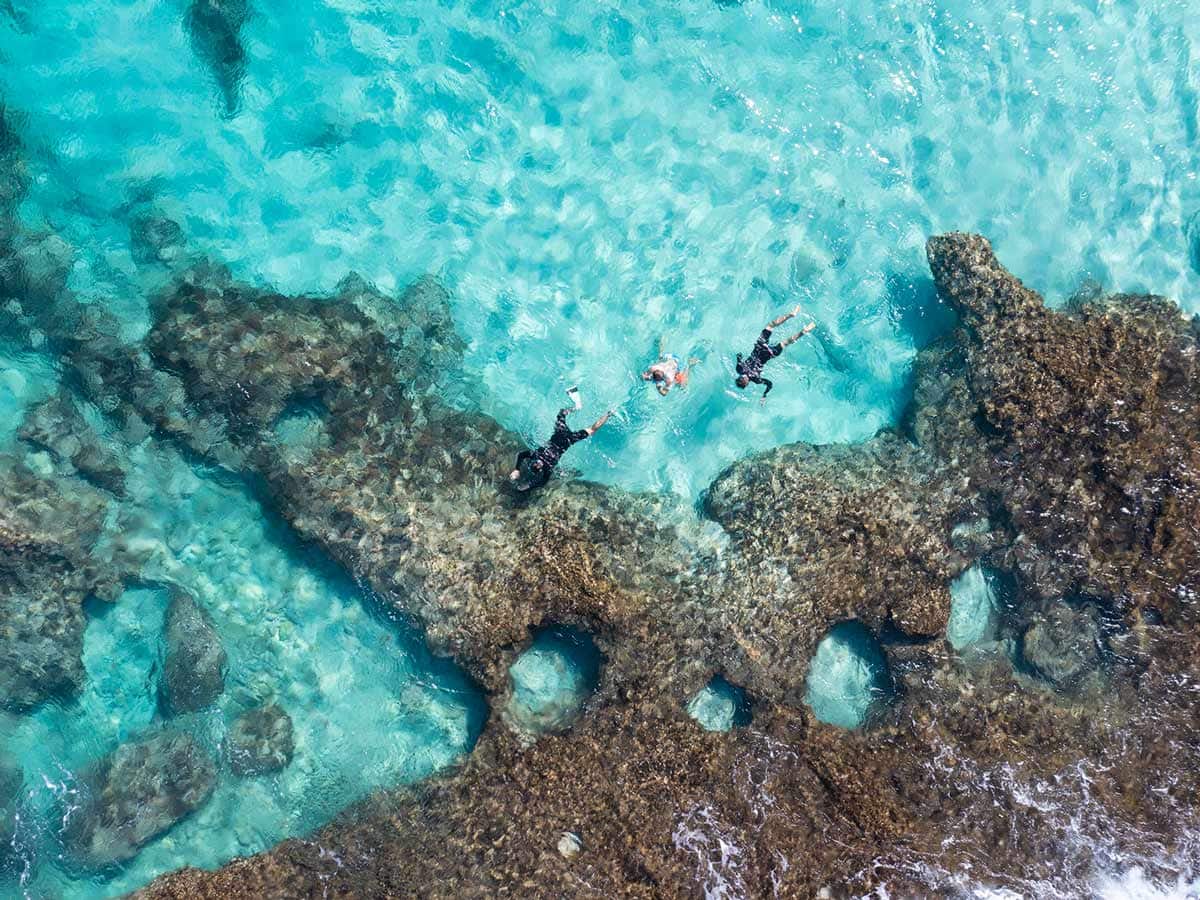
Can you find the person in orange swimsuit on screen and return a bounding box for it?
[641,338,698,396]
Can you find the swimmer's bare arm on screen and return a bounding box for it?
[587,411,613,435]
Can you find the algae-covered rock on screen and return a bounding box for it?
[1021,603,1102,687]
[159,591,227,715]
[0,453,112,712]
[228,704,294,776]
[65,730,216,869]
[703,433,963,703]
[109,233,1200,897]
[926,233,1200,614]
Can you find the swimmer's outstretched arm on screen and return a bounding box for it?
[765,304,804,331]
[587,410,613,435]
[510,449,534,480]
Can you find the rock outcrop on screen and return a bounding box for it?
[227,704,294,776]
[134,233,1200,897]
[0,453,115,711]
[65,730,217,870]
[159,591,227,715]
[19,396,128,495]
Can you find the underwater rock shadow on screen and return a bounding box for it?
[184,0,252,119]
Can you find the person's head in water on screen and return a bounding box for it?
[735,374,750,389]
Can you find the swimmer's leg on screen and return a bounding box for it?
[779,321,817,349]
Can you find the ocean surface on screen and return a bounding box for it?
[1,0,1199,896]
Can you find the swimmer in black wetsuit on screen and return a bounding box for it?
[509,388,613,490]
[734,305,816,401]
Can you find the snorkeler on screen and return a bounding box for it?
[734,305,816,400]
[509,388,613,491]
[641,338,699,396]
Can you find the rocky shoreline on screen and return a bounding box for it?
[3,98,1200,895]
[124,233,1200,897]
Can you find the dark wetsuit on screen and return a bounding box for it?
[736,328,783,398]
[514,408,590,489]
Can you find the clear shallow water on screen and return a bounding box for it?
[0,421,484,898]
[4,0,1200,496]
[1,0,1200,896]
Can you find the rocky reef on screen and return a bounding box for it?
[0,451,118,712]
[227,704,293,776]
[2,208,1198,895]
[131,233,1200,897]
[185,0,252,117]
[159,591,227,715]
[64,730,217,870]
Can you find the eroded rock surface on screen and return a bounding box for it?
[925,233,1200,613]
[159,591,227,715]
[133,233,1200,897]
[65,730,216,870]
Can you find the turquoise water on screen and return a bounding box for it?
[4,0,1200,496]
[686,675,751,732]
[502,626,602,743]
[948,563,1004,651]
[804,621,892,729]
[2,0,1200,895]
[0,430,484,897]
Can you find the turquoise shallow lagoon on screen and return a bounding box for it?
[4,0,1200,496]
[2,0,1200,896]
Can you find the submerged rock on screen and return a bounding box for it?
[0,760,21,855]
[227,704,294,776]
[159,591,227,715]
[185,0,251,117]
[65,730,216,870]
[129,213,185,266]
[1021,603,1102,687]
[0,453,112,712]
[19,395,128,495]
